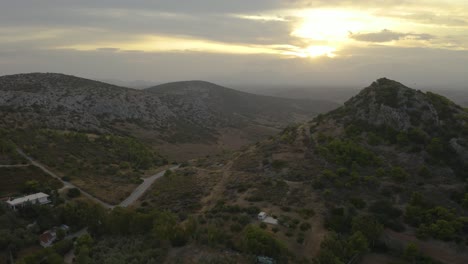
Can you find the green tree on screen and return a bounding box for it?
[390,166,409,182]
[345,231,369,259]
[67,188,81,198]
[76,246,91,264]
[241,225,288,261]
[351,215,383,247]
[22,180,40,193]
[403,242,419,263]
[75,234,93,255]
[152,211,177,240]
[462,193,468,210]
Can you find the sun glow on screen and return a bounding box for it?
[292,9,366,42]
[289,8,400,58]
[284,45,337,58]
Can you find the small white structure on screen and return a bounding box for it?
[263,217,279,225]
[6,192,51,210]
[258,211,278,225]
[258,212,267,220]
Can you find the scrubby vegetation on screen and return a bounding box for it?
[0,131,24,164]
[6,129,168,203]
[141,168,207,215]
[0,166,62,196]
[5,79,468,263]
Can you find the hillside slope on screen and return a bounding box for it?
[147,80,338,128]
[170,78,468,263]
[0,73,337,159]
[0,73,175,132]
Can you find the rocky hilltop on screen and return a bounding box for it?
[323,78,468,169]
[0,73,174,132]
[341,78,440,130]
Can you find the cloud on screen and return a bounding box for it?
[0,0,467,87]
[96,47,120,52]
[350,29,435,43]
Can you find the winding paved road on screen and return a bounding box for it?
[119,165,179,207]
[16,149,176,209]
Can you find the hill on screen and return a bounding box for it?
[152,78,468,263]
[0,73,181,133]
[0,73,337,160]
[147,80,338,128]
[4,78,468,264]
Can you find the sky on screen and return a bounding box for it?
[0,0,467,88]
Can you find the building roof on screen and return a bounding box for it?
[6,192,49,206]
[39,230,56,244]
[258,212,267,216]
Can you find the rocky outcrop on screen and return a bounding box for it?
[341,78,443,130]
[450,138,468,165]
[0,73,175,132]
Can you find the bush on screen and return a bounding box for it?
[230,224,242,233]
[67,188,81,198]
[296,233,305,244]
[319,139,380,168]
[271,160,288,170]
[389,167,409,182]
[350,197,366,209]
[241,225,288,261]
[299,222,311,231]
[297,208,315,219]
[52,239,73,255]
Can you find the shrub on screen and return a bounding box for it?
[297,208,315,219]
[241,225,288,260]
[67,188,81,198]
[299,222,311,231]
[389,167,409,182]
[350,197,367,209]
[296,233,305,244]
[271,160,288,170]
[62,176,70,182]
[319,139,380,168]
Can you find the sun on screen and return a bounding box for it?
[289,8,393,58]
[291,9,365,42]
[287,45,337,58]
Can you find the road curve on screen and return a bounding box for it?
[16,148,178,209]
[16,149,114,209]
[119,165,179,207]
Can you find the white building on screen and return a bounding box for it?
[258,211,279,225]
[6,192,51,210]
[258,212,267,220]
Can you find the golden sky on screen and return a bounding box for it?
[0,0,467,86]
[51,0,468,57]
